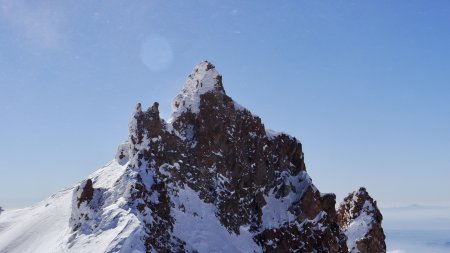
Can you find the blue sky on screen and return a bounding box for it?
[0,0,449,208]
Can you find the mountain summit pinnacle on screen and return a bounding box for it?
[184,60,224,94]
[171,61,225,120]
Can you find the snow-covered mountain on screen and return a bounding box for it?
[0,61,386,253]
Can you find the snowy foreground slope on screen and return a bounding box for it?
[0,160,136,253]
[0,62,386,253]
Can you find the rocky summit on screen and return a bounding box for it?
[337,187,386,253]
[0,61,386,253]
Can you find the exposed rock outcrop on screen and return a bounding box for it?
[337,187,386,253]
[77,179,94,208]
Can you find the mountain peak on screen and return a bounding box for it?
[188,61,224,91]
[337,187,386,253]
[170,61,225,120]
[0,62,386,253]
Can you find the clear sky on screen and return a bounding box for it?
[0,0,449,209]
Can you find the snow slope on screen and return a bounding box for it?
[0,160,142,253]
[0,187,72,253]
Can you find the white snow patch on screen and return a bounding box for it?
[261,171,311,229]
[171,186,262,253]
[89,159,127,189]
[233,101,246,111]
[261,191,296,228]
[265,129,292,140]
[343,199,378,252]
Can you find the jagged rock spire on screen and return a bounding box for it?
[337,187,386,253]
[170,61,225,121]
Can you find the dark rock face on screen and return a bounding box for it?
[337,187,386,253]
[77,179,94,208]
[70,179,104,232]
[68,61,385,252]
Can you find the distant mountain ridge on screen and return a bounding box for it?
[0,61,386,253]
[382,204,450,210]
